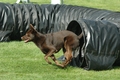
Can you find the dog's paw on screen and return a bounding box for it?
[48,62,52,64]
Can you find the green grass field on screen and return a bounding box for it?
[0,42,120,80]
[0,0,120,80]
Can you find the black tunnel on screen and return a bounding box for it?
[66,20,120,70]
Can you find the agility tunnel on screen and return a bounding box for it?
[0,3,120,70]
[67,20,120,70]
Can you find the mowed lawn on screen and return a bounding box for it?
[0,0,120,80]
[0,42,120,80]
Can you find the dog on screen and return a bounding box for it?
[21,24,83,67]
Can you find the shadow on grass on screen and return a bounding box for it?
[113,66,120,69]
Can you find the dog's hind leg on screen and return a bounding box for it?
[62,46,73,67]
[62,36,73,67]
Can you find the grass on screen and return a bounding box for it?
[0,0,120,80]
[0,41,120,80]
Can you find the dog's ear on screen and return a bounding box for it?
[29,24,35,30]
[29,24,38,33]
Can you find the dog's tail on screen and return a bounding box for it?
[78,33,83,39]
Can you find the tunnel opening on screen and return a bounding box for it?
[67,20,86,67]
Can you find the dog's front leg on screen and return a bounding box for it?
[44,49,55,64]
[50,55,64,67]
[44,55,52,64]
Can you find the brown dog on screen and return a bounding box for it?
[21,24,83,67]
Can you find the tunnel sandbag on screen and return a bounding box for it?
[67,20,120,70]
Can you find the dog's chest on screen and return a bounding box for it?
[36,42,51,54]
[41,48,49,54]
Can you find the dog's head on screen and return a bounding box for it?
[21,24,37,43]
